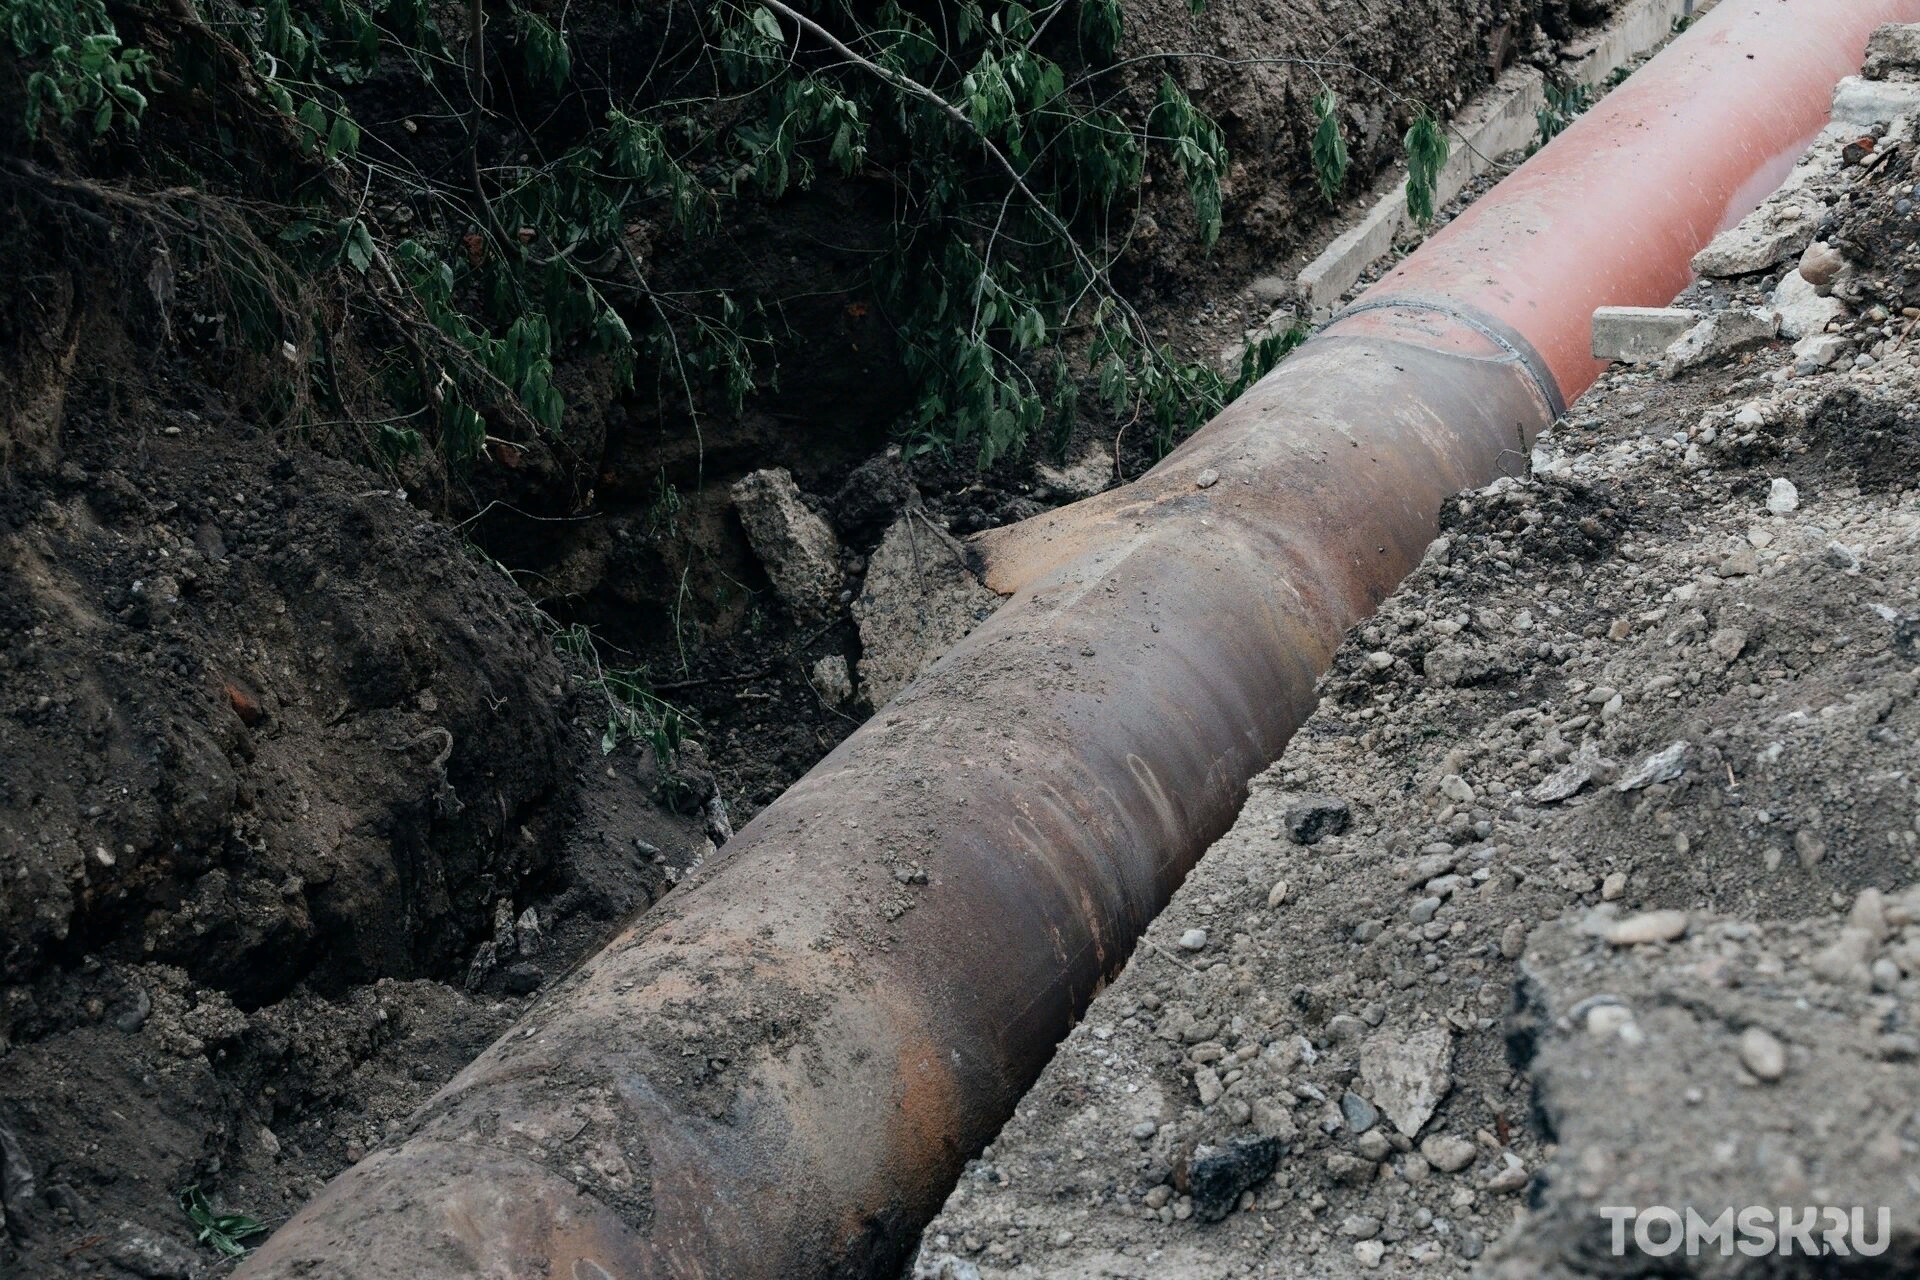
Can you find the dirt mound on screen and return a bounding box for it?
[916,104,1920,1280]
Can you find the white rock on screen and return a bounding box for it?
[1359,1027,1454,1137]
[1738,1026,1787,1082]
[1768,270,1845,340]
[1766,477,1799,515]
[1605,909,1689,945]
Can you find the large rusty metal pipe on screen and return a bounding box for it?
[240,3,1915,1276]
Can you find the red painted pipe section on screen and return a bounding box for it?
[1375,0,1898,405]
[237,3,1916,1277]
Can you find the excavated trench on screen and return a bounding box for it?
[229,4,1920,1279]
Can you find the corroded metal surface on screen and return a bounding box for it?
[238,2,1915,1276]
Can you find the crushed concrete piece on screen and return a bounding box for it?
[1832,74,1920,129]
[731,468,842,619]
[1864,22,1920,80]
[1768,269,1845,339]
[1359,1027,1454,1137]
[1664,307,1779,371]
[1591,306,1700,362]
[852,513,1001,707]
[1614,740,1688,792]
[1793,331,1850,371]
[1691,202,1817,277]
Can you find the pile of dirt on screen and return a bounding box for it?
[915,86,1920,1280]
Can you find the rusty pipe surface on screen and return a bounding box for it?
[239,3,1915,1276]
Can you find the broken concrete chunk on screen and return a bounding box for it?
[1768,270,1845,339]
[1614,740,1688,792]
[1863,22,1920,80]
[1664,307,1780,372]
[731,468,842,620]
[1831,74,1920,129]
[853,514,1001,707]
[1690,202,1817,278]
[1359,1026,1454,1137]
[1591,306,1699,363]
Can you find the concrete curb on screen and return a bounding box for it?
[1292,0,1711,322]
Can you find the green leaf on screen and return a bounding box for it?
[1309,90,1347,204]
[750,5,782,41]
[343,219,374,273]
[1403,111,1449,225]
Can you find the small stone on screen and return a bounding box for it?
[1499,920,1528,960]
[1601,872,1628,901]
[1354,1129,1393,1161]
[1438,774,1475,804]
[1184,1136,1282,1222]
[1341,1214,1383,1239]
[1283,794,1350,845]
[1737,1026,1787,1082]
[1871,958,1902,992]
[1419,1134,1477,1173]
[1605,909,1689,946]
[1352,1240,1385,1269]
[1798,240,1847,290]
[1178,927,1209,952]
[1130,1120,1159,1141]
[1194,468,1221,489]
[1194,1068,1224,1106]
[1340,1092,1379,1134]
[1717,549,1760,577]
[1483,1156,1529,1194]
[1266,880,1291,908]
[1766,477,1799,515]
[1708,627,1749,661]
[810,654,855,704]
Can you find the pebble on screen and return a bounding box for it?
[1419,1133,1477,1173]
[1737,1026,1787,1082]
[1341,1213,1383,1239]
[1766,477,1799,514]
[1601,872,1628,901]
[1499,920,1529,960]
[1352,1240,1386,1269]
[1195,468,1220,489]
[1178,928,1209,952]
[1409,897,1442,924]
[1605,909,1689,945]
[1340,1092,1379,1134]
[1267,879,1290,908]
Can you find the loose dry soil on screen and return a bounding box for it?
[916,92,1920,1280]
